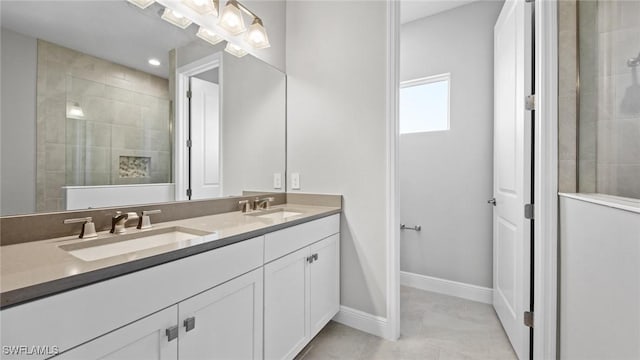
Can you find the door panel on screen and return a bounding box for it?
[493,0,532,358]
[309,234,340,338]
[264,247,309,360]
[178,268,263,360]
[54,306,177,360]
[190,77,221,200]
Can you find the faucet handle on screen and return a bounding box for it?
[64,217,98,239]
[238,200,251,213]
[138,209,161,229]
[262,197,275,209]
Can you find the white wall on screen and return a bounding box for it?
[559,195,640,359]
[286,1,389,317]
[221,54,286,196]
[1,28,37,216]
[399,1,503,288]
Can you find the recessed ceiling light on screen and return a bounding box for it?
[148,58,161,66]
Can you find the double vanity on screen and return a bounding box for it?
[0,195,341,360]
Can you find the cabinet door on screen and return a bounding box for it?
[178,268,263,360]
[54,306,178,360]
[309,234,340,338]
[264,247,309,360]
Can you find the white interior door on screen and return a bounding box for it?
[493,0,532,359]
[190,77,221,200]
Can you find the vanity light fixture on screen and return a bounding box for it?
[225,42,248,58]
[196,27,224,46]
[245,17,270,49]
[218,0,245,35]
[182,0,218,16]
[161,8,192,29]
[127,0,155,9]
[148,58,161,66]
[67,102,85,119]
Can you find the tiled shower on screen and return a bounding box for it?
[36,40,171,212]
[574,0,640,199]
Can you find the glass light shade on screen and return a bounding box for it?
[218,0,245,35]
[244,17,270,49]
[127,0,155,9]
[182,0,217,16]
[161,8,192,29]
[67,102,85,119]
[196,27,224,46]
[224,43,248,58]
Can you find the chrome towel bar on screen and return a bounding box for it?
[400,224,421,231]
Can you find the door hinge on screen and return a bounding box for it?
[186,189,192,198]
[186,90,192,99]
[186,139,192,148]
[524,311,534,328]
[524,203,534,219]
[525,94,536,111]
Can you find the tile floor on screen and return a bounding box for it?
[296,286,518,360]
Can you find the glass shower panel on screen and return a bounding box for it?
[578,0,640,199]
[65,76,171,186]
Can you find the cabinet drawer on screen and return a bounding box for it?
[1,236,264,360]
[265,214,340,263]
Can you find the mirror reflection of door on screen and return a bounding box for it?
[189,67,222,200]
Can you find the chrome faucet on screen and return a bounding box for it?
[110,211,139,234]
[253,197,275,210]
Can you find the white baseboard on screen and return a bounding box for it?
[332,305,393,340]
[400,271,493,304]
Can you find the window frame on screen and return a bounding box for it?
[399,72,451,134]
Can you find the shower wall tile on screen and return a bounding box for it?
[558,0,579,193]
[593,0,640,199]
[36,40,170,212]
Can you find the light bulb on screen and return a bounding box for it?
[161,8,192,29]
[218,0,245,35]
[225,42,248,58]
[196,26,224,46]
[244,17,270,49]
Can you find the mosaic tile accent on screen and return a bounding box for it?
[119,156,151,178]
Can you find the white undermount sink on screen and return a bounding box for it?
[246,208,303,220]
[60,226,211,262]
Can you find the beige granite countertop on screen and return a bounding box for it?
[0,204,340,308]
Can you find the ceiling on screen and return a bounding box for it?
[401,0,479,24]
[0,1,197,78]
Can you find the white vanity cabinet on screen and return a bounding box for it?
[55,268,264,360]
[1,213,340,360]
[264,215,340,360]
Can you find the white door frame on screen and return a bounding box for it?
[386,0,401,342]
[174,52,223,201]
[386,0,558,357]
[532,1,558,359]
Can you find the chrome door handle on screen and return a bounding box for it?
[487,198,497,206]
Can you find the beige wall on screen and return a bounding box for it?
[36,40,170,212]
[286,1,389,317]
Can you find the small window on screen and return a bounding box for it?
[400,74,450,134]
